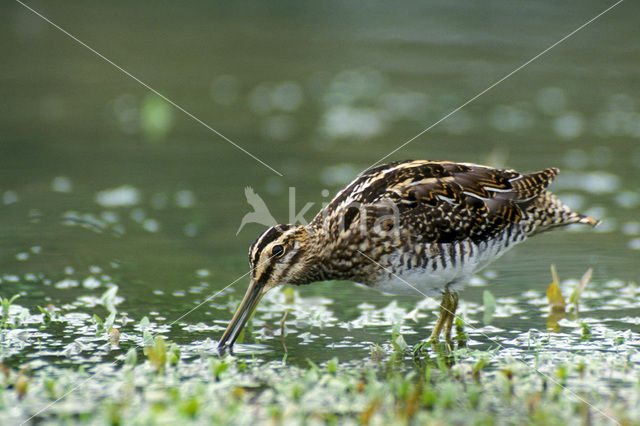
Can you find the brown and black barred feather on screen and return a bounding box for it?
[312,160,593,244]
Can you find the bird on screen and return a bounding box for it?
[218,160,599,352]
[236,186,278,235]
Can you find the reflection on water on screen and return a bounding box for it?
[1,0,639,372]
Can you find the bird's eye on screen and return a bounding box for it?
[272,245,284,257]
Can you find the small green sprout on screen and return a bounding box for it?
[455,315,468,346]
[125,348,138,366]
[557,365,568,386]
[168,343,180,366]
[92,314,104,335]
[370,344,385,362]
[392,333,409,354]
[472,356,489,382]
[37,304,60,325]
[581,322,592,341]
[569,268,592,313]
[327,357,338,374]
[482,290,496,324]
[100,286,119,314]
[210,359,228,381]
[142,330,154,347]
[180,397,199,419]
[139,316,151,329]
[146,336,167,372]
[15,371,28,400]
[546,265,566,312]
[1,294,20,328]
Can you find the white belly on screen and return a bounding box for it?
[369,234,523,298]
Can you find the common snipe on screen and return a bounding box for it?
[218,160,599,352]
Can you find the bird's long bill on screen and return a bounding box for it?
[217,280,264,352]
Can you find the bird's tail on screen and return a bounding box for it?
[575,214,601,227]
[528,192,600,235]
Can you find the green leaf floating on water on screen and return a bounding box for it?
[483,290,496,324]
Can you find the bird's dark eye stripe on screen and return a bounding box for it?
[272,245,284,257]
[250,225,291,267]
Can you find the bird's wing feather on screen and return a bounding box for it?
[314,160,558,243]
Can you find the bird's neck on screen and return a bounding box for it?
[286,225,333,285]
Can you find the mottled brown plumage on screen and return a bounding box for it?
[218,160,599,352]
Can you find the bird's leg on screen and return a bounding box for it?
[443,291,459,347]
[429,290,452,342]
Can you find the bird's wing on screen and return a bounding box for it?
[315,160,558,243]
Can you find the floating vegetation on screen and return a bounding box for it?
[2,258,638,423]
[546,265,593,331]
[2,326,639,424]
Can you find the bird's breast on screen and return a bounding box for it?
[364,229,527,298]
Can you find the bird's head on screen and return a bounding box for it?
[218,224,318,352]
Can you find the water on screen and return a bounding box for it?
[1,0,639,376]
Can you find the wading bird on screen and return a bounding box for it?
[218,160,598,352]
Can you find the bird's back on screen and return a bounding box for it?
[315,160,593,241]
[310,160,597,295]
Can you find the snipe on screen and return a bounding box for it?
[218,160,599,352]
